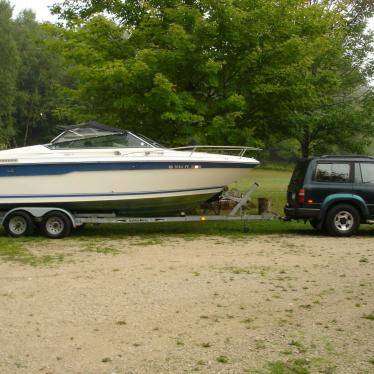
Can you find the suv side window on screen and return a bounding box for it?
[359,163,374,183]
[314,163,350,183]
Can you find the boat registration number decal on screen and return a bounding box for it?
[0,159,18,163]
[168,164,201,169]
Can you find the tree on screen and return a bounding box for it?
[0,0,18,146]
[274,0,374,158]
[12,10,66,146]
[51,0,374,156]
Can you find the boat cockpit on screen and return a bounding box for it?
[48,122,162,149]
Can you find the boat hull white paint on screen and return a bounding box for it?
[0,167,252,215]
[0,146,259,215]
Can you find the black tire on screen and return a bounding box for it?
[324,204,360,237]
[3,211,34,237]
[40,211,72,239]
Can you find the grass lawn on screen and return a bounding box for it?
[231,168,292,215]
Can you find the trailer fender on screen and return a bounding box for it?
[1,207,77,228]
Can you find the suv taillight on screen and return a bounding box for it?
[298,188,305,204]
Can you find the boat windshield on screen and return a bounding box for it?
[49,128,158,149]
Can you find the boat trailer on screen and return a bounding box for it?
[0,183,279,239]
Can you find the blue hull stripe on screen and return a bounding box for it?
[0,161,257,177]
[0,186,223,199]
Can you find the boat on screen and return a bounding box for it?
[0,122,260,216]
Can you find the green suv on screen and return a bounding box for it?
[284,156,374,236]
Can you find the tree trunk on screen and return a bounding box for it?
[301,140,310,159]
[300,126,311,159]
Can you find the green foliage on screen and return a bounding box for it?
[216,355,229,364]
[12,11,66,146]
[246,358,310,374]
[0,1,371,155]
[0,4,68,147]
[362,312,374,321]
[49,0,374,154]
[0,0,18,144]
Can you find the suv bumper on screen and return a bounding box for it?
[284,207,320,220]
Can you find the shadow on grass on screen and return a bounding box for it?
[1,220,373,242]
[70,218,374,239]
[69,220,318,240]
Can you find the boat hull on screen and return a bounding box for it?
[0,161,256,216]
[0,191,218,216]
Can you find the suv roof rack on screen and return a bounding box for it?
[320,155,374,159]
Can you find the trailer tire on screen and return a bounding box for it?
[41,211,72,239]
[3,211,34,237]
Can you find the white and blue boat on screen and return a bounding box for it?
[0,123,260,216]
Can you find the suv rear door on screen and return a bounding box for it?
[353,162,374,217]
[305,161,353,207]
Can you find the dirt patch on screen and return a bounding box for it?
[0,235,373,373]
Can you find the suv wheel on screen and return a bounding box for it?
[325,204,360,237]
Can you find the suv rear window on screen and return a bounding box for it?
[360,163,374,183]
[314,163,350,183]
[289,160,309,185]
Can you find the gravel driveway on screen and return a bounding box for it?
[0,234,373,373]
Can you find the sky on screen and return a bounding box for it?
[10,0,58,22]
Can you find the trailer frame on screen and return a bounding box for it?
[0,183,279,238]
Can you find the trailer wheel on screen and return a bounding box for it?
[3,211,34,237]
[41,211,72,239]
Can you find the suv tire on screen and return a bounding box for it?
[324,204,360,237]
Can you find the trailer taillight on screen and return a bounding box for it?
[298,188,305,204]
